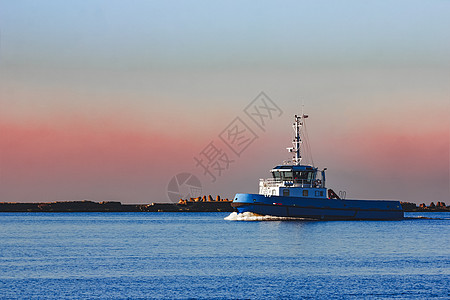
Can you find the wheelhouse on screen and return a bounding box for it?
[259,164,327,198]
[271,165,317,185]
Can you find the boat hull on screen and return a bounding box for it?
[231,193,404,220]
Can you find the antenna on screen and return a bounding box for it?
[287,114,304,165]
[286,102,309,165]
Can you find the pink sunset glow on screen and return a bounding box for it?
[0,116,206,202]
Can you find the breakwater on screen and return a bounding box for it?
[400,201,449,212]
[0,199,447,213]
[0,196,234,212]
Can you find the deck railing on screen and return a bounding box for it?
[260,178,322,188]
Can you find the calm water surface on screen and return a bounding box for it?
[0,212,449,299]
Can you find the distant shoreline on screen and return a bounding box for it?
[0,200,234,213]
[0,200,448,213]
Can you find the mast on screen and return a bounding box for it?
[287,113,308,165]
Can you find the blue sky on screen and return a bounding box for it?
[2,1,449,69]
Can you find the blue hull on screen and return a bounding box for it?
[232,193,404,220]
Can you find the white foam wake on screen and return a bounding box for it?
[224,211,310,221]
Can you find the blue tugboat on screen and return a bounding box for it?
[231,114,403,220]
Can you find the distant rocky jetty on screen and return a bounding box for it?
[0,196,233,213]
[1,199,448,213]
[178,195,230,204]
[0,201,138,212]
[400,201,449,212]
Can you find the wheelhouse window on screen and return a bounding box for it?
[282,171,293,181]
[272,171,281,180]
[272,168,316,182]
[293,171,314,183]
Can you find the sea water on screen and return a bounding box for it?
[0,212,448,299]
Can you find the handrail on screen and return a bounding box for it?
[260,178,322,188]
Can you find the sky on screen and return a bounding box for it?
[0,0,449,204]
